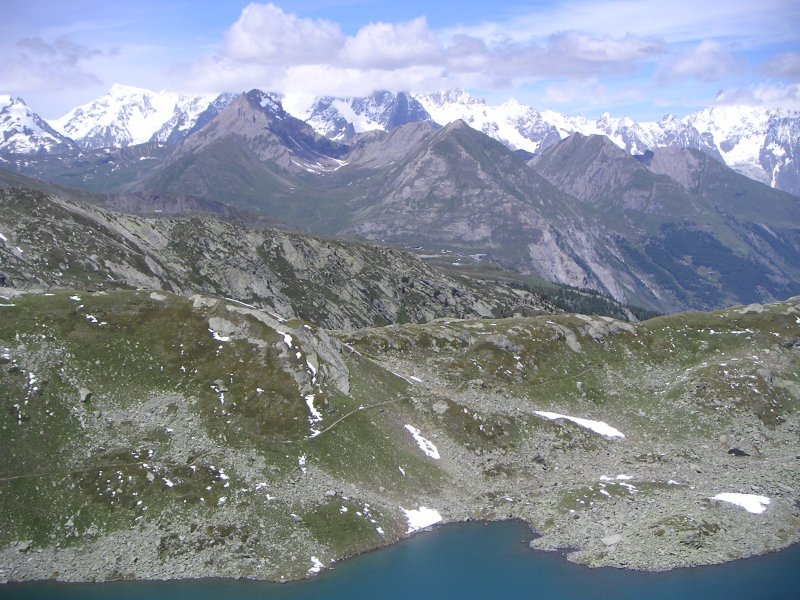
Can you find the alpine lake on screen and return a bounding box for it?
[4,520,799,599]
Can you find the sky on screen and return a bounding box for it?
[1,0,798,120]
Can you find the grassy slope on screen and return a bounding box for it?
[0,291,450,579]
[1,289,799,579]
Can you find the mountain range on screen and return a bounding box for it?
[2,85,797,197]
[1,86,799,315]
[414,90,799,196]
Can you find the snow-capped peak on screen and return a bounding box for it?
[497,97,532,117]
[0,95,76,154]
[305,91,431,141]
[49,85,221,150]
[107,83,156,98]
[415,89,562,154]
[417,88,484,107]
[682,105,775,183]
[253,90,284,113]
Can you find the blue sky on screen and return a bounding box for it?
[1,0,798,120]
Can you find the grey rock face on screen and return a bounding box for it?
[531,134,800,312]
[0,187,553,331]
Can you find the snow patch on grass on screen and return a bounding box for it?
[404,425,440,459]
[276,331,293,348]
[209,329,230,342]
[535,411,625,438]
[305,394,323,424]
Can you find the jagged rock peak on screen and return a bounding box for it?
[442,118,472,132]
[244,89,286,115]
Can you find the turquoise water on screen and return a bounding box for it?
[4,521,799,599]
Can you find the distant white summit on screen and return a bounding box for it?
[0,95,76,154]
[48,84,233,151]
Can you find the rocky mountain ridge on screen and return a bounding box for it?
[529,134,800,309]
[0,186,553,330]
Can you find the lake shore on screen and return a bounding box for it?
[3,521,800,600]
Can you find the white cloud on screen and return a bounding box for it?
[541,78,649,112]
[715,82,800,111]
[444,35,491,72]
[543,78,606,104]
[171,0,796,118]
[181,2,666,99]
[442,0,798,47]
[548,31,663,64]
[446,31,663,90]
[341,17,443,69]
[0,35,103,91]
[278,64,449,98]
[176,54,284,95]
[223,3,345,65]
[663,40,742,82]
[762,51,800,81]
